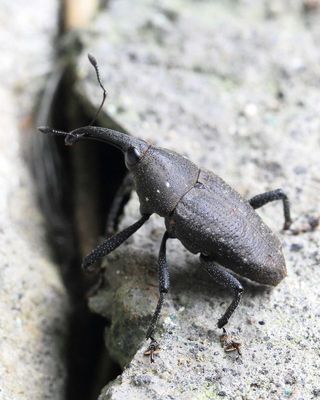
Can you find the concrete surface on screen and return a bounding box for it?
[75,1,319,399]
[0,1,69,399]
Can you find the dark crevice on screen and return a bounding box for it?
[32,59,127,399]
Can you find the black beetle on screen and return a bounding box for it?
[39,55,292,360]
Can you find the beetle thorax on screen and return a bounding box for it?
[130,147,199,217]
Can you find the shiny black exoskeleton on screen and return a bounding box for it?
[39,55,292,360]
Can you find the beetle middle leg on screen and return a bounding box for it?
[249,188,292,230]
[200,255,243,329]
[144,231,170,362]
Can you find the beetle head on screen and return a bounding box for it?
[39,125,199,217]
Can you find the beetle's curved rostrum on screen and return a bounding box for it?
[38,55,292,361]
[39,125,149,154]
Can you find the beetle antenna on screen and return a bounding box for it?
[38,126,83,145]
[88,54,107,126]
[38,126,69,136]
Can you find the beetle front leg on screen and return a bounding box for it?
[82,214,150,273]
[144,231,170,362]
[249,188,292,230]
[200,255,243,329]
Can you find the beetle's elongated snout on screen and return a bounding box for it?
[38,126,149,154]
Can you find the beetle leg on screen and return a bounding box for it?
[249,188,292,230]
[200,255,243,329]
[82,214,150,273]
[144,232,170,361]
[143,337,160,363]
[220,328,242,356]
[105,173,134,235]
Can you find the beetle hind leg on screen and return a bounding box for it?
[144,231,170,362]
[249,188,292,230]
[200,255,243,329]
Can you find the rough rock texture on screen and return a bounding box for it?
[0,2,69,399]
[77,1,319,399]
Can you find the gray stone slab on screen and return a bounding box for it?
[76,1,319,399]
[0,1,69,399]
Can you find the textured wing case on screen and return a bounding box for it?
[167,169,286,286]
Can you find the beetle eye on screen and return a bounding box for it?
[125,146,141,167]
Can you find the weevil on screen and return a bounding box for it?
[39,55,292,360]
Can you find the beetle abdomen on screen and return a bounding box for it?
[166,169,286,286]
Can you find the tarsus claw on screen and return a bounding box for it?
[144,338,160,363]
